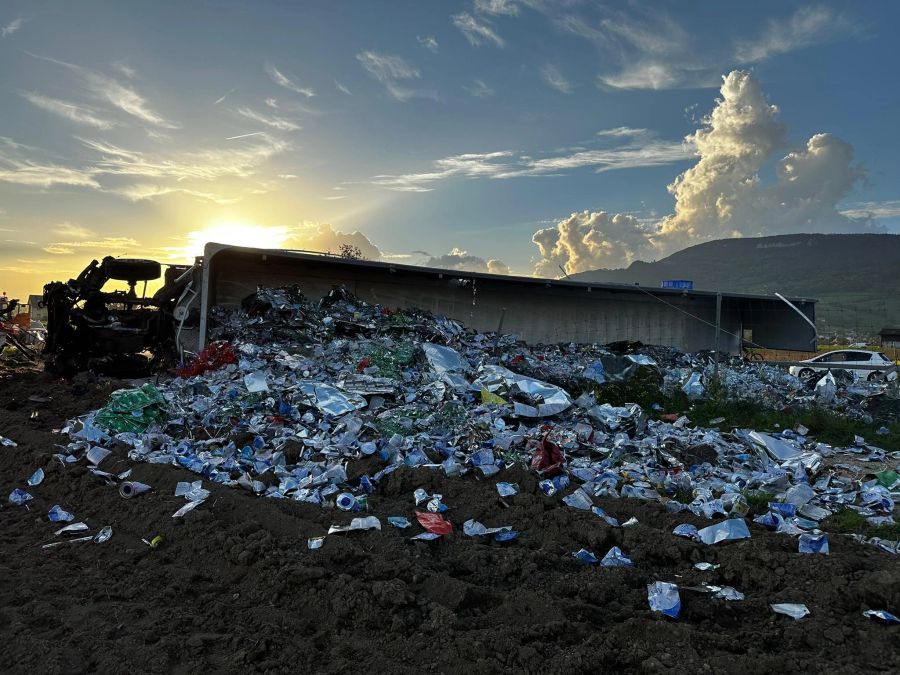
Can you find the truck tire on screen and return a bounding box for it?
[103,258,161,282]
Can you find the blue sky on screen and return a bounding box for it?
[1,1,899,298]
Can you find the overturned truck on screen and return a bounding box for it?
[42,256,200,375]
[42,243,819,375]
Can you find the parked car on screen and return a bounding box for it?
[788,350,898,382]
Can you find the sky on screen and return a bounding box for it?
[2,0,900,300]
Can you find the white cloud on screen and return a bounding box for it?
[465,79,495,98]
[417,35,439,52]
[532,70,876,275]
[79,133,288,182]
[532,211,655,275]
[112,62,136,78]
[735,6,857,63]
[52,222,96,239]
[31,54,179,128]
[0,149,100,189]
[841,200,900,220]
[335,81,352,95]
[215,88,236,105]
[453,13,505,47]
[265,63,315,98]
[540,64,573,93]
[44,237,140,256]
[288,223,383,259]
[596,127,648,138]
[423,248,510,274]
[234,106,301,131]
[475,0,520,16]
[115,184,239,204]
[502,140,691,177]
[368,132,691,190]
[356,51,436,102]
[20,91,117,129]
[1,17,23,38]
[370,152,515,192]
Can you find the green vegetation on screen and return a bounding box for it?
[822,508,900,540]
[743,490,776,515]
[587,370,900,451]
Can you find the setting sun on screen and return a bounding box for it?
[183,221,293,259]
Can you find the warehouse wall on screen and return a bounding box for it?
[199,245,812,353]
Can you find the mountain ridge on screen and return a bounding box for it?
[570,233,900,336]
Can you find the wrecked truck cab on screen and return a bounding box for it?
[42,255,201,376]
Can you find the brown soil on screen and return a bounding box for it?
[1,368,897,674]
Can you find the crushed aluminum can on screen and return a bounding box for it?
[693,562,719,571]
[94,526,113,543]
[48,504,75,522]
[647,582,681,618]
[798,533,829,554]
[697,519,751,545]
[572,548,599,564]
[600,546,634,568]
[328,516,381,534]
[862,609,899,624]
[496,482,519,497]
[8,488,33,506]
[771,603,809,620]
[335,492,358,511]
[387,516,411,529]
[119,481,151,499]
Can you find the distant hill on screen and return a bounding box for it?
[570,233,900,338]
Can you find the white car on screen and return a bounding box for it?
[789,349,897,382]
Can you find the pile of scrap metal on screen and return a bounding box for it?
[42,256,201,376]
[0,298,43,362]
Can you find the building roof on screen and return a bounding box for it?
[879,327,900,336]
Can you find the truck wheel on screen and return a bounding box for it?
[103,258,161,282]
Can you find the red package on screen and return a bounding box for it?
[177,341,237,377]
[531,432,565,477]
[415,511,453,535]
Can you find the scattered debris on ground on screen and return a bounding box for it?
[2,286,897,673]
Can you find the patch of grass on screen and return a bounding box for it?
[743,490,776,515]
[582,369,900,451]
[823,508,900,541]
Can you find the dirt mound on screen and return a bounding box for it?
[1,370,897,674]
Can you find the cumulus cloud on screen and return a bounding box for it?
[423,248,510,275]
[356,51,437,102]
[532,70,874,275]
[453,13,505,47]
[532,211,655,276]
[289,223,383,260]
